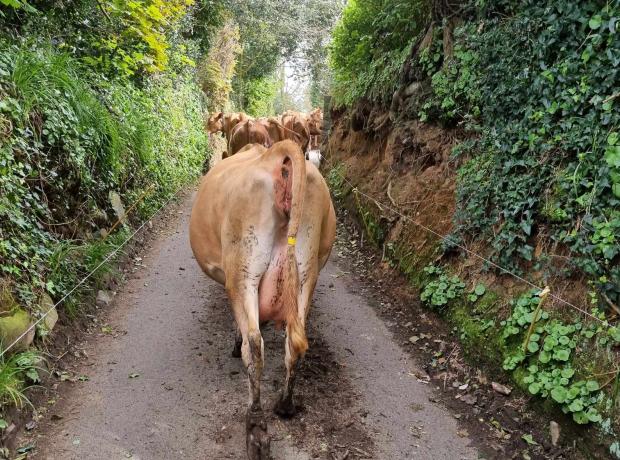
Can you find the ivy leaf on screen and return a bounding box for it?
[609,326,620,343]
[589,15,602,30]
[528,382,541,395]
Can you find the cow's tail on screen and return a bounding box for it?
[280,141,308,357]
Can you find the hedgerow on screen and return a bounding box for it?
[0,0,212,413]
[442,1,620,313]
[0,43,208,314]
[329,0,431,106]
[329,0,620,449]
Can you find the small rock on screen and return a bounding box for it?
[409,335,420,344]
[550,421,560,446]
[461,394,478,406]
[491,382,512,396]
[38,293,58,336]
[25,420,36,431]
[96,290,113,307]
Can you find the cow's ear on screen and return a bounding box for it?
[216,112,224,120]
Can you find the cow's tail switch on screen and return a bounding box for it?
[281,142,308,357]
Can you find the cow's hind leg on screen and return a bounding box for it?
[275,271,316,418]
[229,287,270,460]
[274,333,303,418]
[232,327,242,358]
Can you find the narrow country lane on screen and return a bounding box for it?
[23,193,478,460]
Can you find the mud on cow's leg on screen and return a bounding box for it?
[244,328,270,460]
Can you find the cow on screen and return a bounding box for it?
[307,108,323,137]
[281,111,310,152]
[206,111,224,135]
[227,119,273,158]
[189,140,336,460]
[205,112,251,144]
[306,108,323,150]
[223,112,250,145]
[258,117,303,146]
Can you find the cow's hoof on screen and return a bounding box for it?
[274,396,297,419]
[246,409,270,460]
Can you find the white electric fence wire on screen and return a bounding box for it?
[0,186,186,358]
[318,151,606,325]
[2,147,607,358]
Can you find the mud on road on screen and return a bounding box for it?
[18,193,484,459]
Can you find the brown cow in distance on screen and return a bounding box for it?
[258,117,302,145]
[189,141,336,459]
[206,111,251,146]
[206,111,224,135]
[306,108,323,151]
[281,111,310,151]
[227,119,272,157]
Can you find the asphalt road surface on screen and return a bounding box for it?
[23,193,478,460]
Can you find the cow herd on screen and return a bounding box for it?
[206,108,324,164]
[191,110,335,459]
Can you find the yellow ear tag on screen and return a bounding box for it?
[287,236,297,246]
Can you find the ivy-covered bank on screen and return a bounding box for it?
[0,0,213,422]
[327,0,620,454]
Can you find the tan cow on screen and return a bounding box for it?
[206,111,224,135]
[189,141,336,459]
[306,108,323,151]
[281,111,310,151]
[227,119,272,158]
[258,117,303,145]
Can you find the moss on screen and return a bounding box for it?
[0,309,33,351]
[446,301,504,367]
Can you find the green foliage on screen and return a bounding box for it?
[419,27,482,124]
[421,265,465,309]
[0,43,207,314]
[326,162,349,199]
[420,1,620,309]
[354,192,385,246]
[468,283,486,303]
[0,0,34,11]
[0,350,43,409]
[242,75,278,117]
[199,18,241,112]
[500,290,616,425]
[83,0,195,77]
[329,0,431,106]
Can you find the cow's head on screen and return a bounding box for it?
[206,112,224,134]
